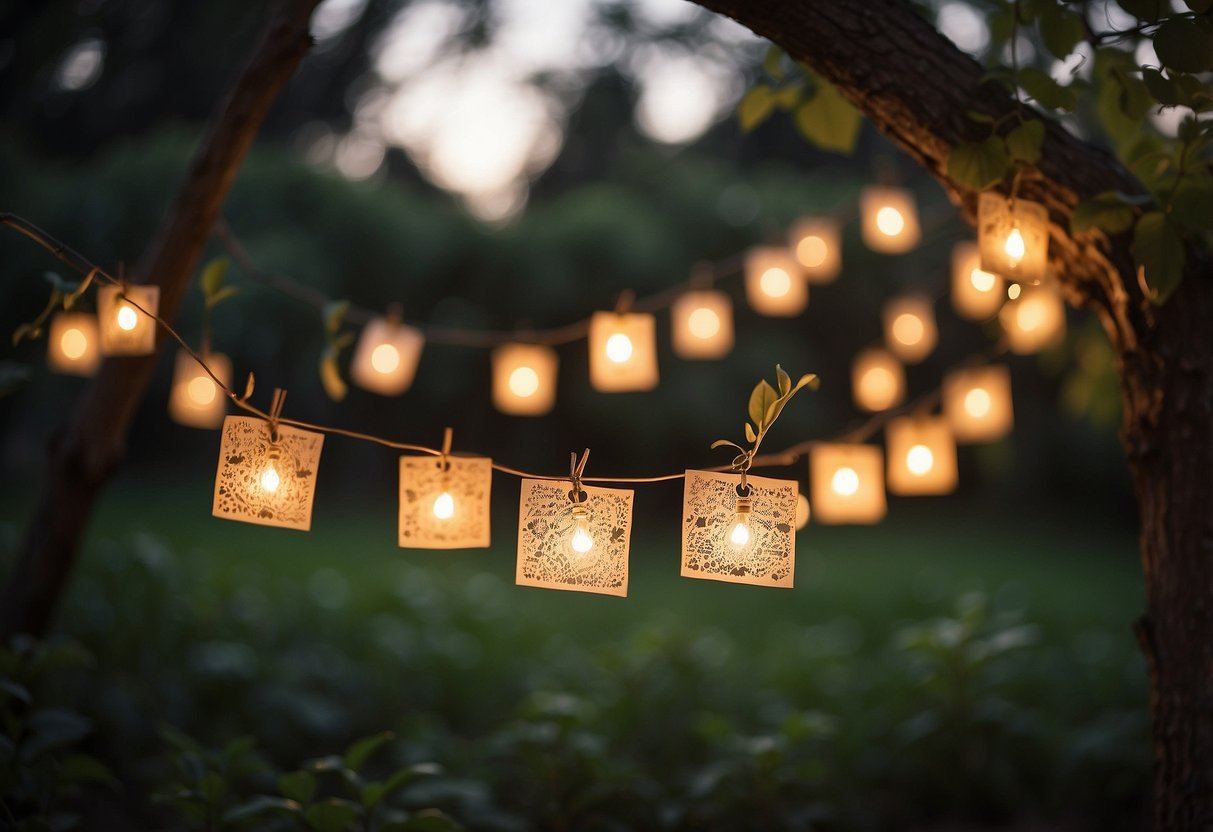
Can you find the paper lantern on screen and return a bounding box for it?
[943,365,1014,443]
[883,295,937,364]
[788,217,841,283]
[680,470,797,588]
[860,186,921,254]
[999,284,1066,354]
[350,317,424,395]
[886,416,958,496]
[951,241,1005,320]
[516,479,633,596]
[97,284,159,356]
[852,348,906,412]
[978,193,1050,284]
[399,455,491,549]
[810,443,887,524]
[745,247,808,317]
[213,415,324,531]
[491,343,558,415]
[671,290,734,360]
[169,350,231,429]
[46,313,100,376]
[588,311,658,392]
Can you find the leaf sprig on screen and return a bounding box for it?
[711,365,820,472]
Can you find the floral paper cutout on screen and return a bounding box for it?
[212,415,323,531]
[399,455,492,549]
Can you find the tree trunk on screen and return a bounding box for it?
[690,0,1213,827]
[0,0,321,639]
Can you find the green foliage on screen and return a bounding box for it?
[1132,211,1185,304]
[711,365,818,465]
[1070,191,1152,234]
[319,301,355,402]
[737,49,863,154]
[793,75,863,154]
[947,136,1012,190]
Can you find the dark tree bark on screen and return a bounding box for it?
[0,0,322,638]
[689,1,1213,827]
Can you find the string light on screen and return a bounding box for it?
[491,343,558,415]
[943,365,1014,443]
[350,316,424,396]
[860,186,921,254]
[588,311,658,392]
[886,416,958,496]
[809,444,886,524]
[47,312,100,376]
[399,452,491,549]
[883,295,937,364]
[97,284,159,356]
[999,284,1066,354]
[671,290,733,359]
[788,217,841,283]
[978,193,1050,285]
[852,348,907,412]
[745,247,807,316]
[169,349,231,429]
[212,413,324,531]
[951,241,1005,320]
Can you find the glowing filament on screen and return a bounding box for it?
[796,235,828,268]
[1005,227,1026,266]
[259,462,281,493]
[605,333,633,364]
[760,267,791,298]
[892,313,924,345]
[116,304,138,331]
[964,387,992,419]
[60,328,87,359]
[970,268,997,293]
[370,343,401,374]
[875,206,905,237]
[432,491,455,520]
[832,466,860,497]
[906,444,934,476]
[508,366,540,397]
[187,375,217,406]
[1008,283,1022,300]
[687,307,721,339]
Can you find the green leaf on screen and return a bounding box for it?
[1132,211,1185,304]
[1142,67,1185,106]
[775,365,791,397]
[323,300,350,337]
[772,83,803,110]
[278,771,316,805]
[360,763,441,810]
[223,796,301,823]
[1071,191,1149,234]
[1116,0,1165,21]
[946,136,1011,190]
[738,84,776,132]
[205,286,239,309]
[1153,18,1213,74]
[793,373,821,393]
[1018,67,1078,110]
[344,731,394,773]
[60,754,116,787]
[710,439,744,453]
[305,799,361,832]
[200,257,229,298]
[319,347,348,402]
[762,46,785,80]
[744,422,757,444]
[748,380,779,429]
[1037,4,1086,60]
[794,80,863,154]
[1170,178,1213,235]
[1006,119,1045,164]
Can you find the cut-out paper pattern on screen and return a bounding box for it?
[516,479,633,597]
[399,455,492,549]
[680,470,797,588]
[212,415,324,531]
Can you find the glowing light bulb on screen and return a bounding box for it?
[832,466,860,497]
[116,304,138,331]
[187,375,217,406]
[970,267,997,293]
[370,343,400,374]
[796,235,828,268]
[61,328,87,360]
[906,444,934,476]
[260,461,281,493]
[876,206,905,237]
[760,267,791,298]
[725,496,757,556]
[1007,283,1022,300]
[568,504,595,560]
[892,313,924,345]
[964,387,992,419]
[1017,298,1044,331]
[508,365,540,397]
[687,307,720,339]
[1004,227,1025,266]
[432,491,455,520]
[605,333,633,363]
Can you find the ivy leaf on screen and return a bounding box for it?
[1018,67,1078,110]
[772,83,803,110]
[201,257,229,299]
[319,346,348,402]
[1142,67,1185,107]
[1037,4,1086,60]
[1153,17,1213,74]
[1132,211,1185,305]
[1070,190,1150,234]
[748,380,779,430]
[947,136,1011,190]
[738,84,776,132]
[1006,119,1045,164]
[794,78,863,154]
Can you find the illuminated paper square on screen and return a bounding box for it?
[671,290,734,360]
[516,479,632,596]
[212,415,324,531]
[399,455,492,549]
[680,470,796,588]
[999,284,1066,353]
[810,443,887,525]
[492,343,558,415]
[943,365,1013,443]
[951,241,1004,320]
[886,416,958,496]
[588,312,658,392]
[978,193,1049,284]
[169,350,230,429]
[350,317,424,396]
[97,284,159,356]
[883,295,937,364]
[788,217,841,283]
[745,247,807,316]
[860,186,920,254]
[47,312,101,376]
[852,348,906,412]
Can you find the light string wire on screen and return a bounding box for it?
[2,208,1008,486]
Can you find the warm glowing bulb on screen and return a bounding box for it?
[1017,298,1044,331]
[508,366,540,397]
[260,462,281,493]
[187,375,217,406]
[60,328,87,360]
[370,343,400,374]
[605,333,633,363]
[687,307,720,339]
[906,444,934,476]
[1008,283,1022,300]
[876,206,905,236]
[760,267,791,298]
[728,518,752,547]
[892,313,924,345]
[970,267,997,293]
[796,235,828,268]
[832,466,860,497]
[570,522,594,554]
[964,387,992,419]
[116,304,138,331]
[432,491,455,520]
[1005,227,1025,265]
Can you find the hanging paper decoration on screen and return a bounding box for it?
[169,350,231,429]
[491,343,558,415]
[860,186,920,254]
[943,365,1014,443]
[883,295,937,364]
[671,290,734,360]
[978,193,1049,284]
[744,247,807,317]
[46,312,101,376]
[680,470,796,588]
[810,443,887,524]
[951,241,1005,320]
[399,455,492,549]
[886,416,958,496]
[97,284,159,356]
[212,414,324,531]
[350,316,424,396]
[794,493,810,530]
[516,479,633,596]
[788,217,841,283]
[852,348,906,412]
[588,311,658,392]
[999,284,1065,353]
